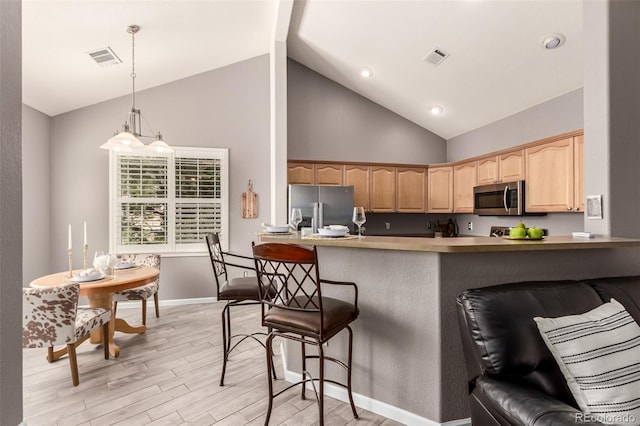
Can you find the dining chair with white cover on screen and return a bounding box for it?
[22,282,111,386]
[112,253,160,325]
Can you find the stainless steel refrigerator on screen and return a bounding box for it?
[288,185,355,233]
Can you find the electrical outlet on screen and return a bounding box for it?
[467,222,473,231]
[427,221,432,229]
[385,222,391,230]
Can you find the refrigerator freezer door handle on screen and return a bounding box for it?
[313,202,319,233]
[318,202,324,230]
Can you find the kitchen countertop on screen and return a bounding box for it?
[258,234,640,253]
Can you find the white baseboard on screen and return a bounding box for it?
[111,297,218,309]
[278,343,470,426]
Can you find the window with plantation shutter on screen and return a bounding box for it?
[109,147,229,254]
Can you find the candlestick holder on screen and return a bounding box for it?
[83,244,88,270]
[67,249,73,278]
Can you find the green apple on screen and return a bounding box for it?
[516,222,526,229]
[527,227,544,239]
[509,227,527,238]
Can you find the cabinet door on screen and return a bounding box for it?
[370,166,396,212]
[574,135,584,212]
[525,138,574,212]
[499,149,525,183]
[453,161,476,213]
[344,164,370,210]
[396,167,426,212]
[427,166,453,213]
[315,163,344,185]
[287,162,314,184]
[476,156,498,185]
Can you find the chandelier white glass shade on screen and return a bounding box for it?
[100,25,173,153]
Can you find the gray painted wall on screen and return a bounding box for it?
[0,0,23,423]
[446,88,583,162]
[287,59,447,164]
[45,54,270,300]
[22,105,51,285]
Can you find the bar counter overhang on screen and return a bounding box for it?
[258,234,640,425]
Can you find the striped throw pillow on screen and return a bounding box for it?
[534,299,640,425]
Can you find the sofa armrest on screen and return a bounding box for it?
[474,375,605,426]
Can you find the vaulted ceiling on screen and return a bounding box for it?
[22,0,583,140]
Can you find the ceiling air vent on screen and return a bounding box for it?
[87,47,122,67]
[424,47,450,67]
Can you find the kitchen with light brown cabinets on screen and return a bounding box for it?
[453,161,476,213]
[370,166,396,212]
[427,165,453,213]
[314,163,344,185]
[525,135,583,213]
[344,164,370,211]
[396,167,426,212]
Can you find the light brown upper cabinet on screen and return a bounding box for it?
[499,150,525,183]
[396,167,426,212]
[427,166,453,213]
[288,162,314,185]
[370,166,396,212]
[453,161,477,213]
[525,136,583,213]
[574,135,584,212]
[344,164,370,211]
[477,149,524,185]
[314,163,344,185]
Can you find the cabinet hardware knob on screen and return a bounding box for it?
[567,206,573,211]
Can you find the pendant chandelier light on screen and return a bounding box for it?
[100,25,173,153]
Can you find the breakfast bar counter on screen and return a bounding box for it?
[259,233,640,252]
[258,233,640,425]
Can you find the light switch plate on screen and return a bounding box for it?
[586,194,603,219]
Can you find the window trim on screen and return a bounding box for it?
[109,147,229,254]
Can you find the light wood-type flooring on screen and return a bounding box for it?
[23,302,402,426]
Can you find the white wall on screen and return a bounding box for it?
[45,54,271,300]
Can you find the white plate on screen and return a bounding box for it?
[115,262,136,270]
[70,272,106,282]
[317,228,349,237]
[264,225,291,233]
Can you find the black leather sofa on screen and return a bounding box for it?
[456,276,640,426]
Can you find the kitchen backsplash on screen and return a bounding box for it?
[364,212,585,237]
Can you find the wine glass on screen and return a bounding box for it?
[290,208,303,233]
[352,207,366,238]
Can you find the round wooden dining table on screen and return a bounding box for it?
[30,265,159,358]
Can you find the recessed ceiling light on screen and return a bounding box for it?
[541,33,566,49]
[430,105,443,115]
[360,68,373,78]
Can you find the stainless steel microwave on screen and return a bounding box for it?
[473,180,525,216]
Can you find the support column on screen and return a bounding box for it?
[583,0,640,237]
